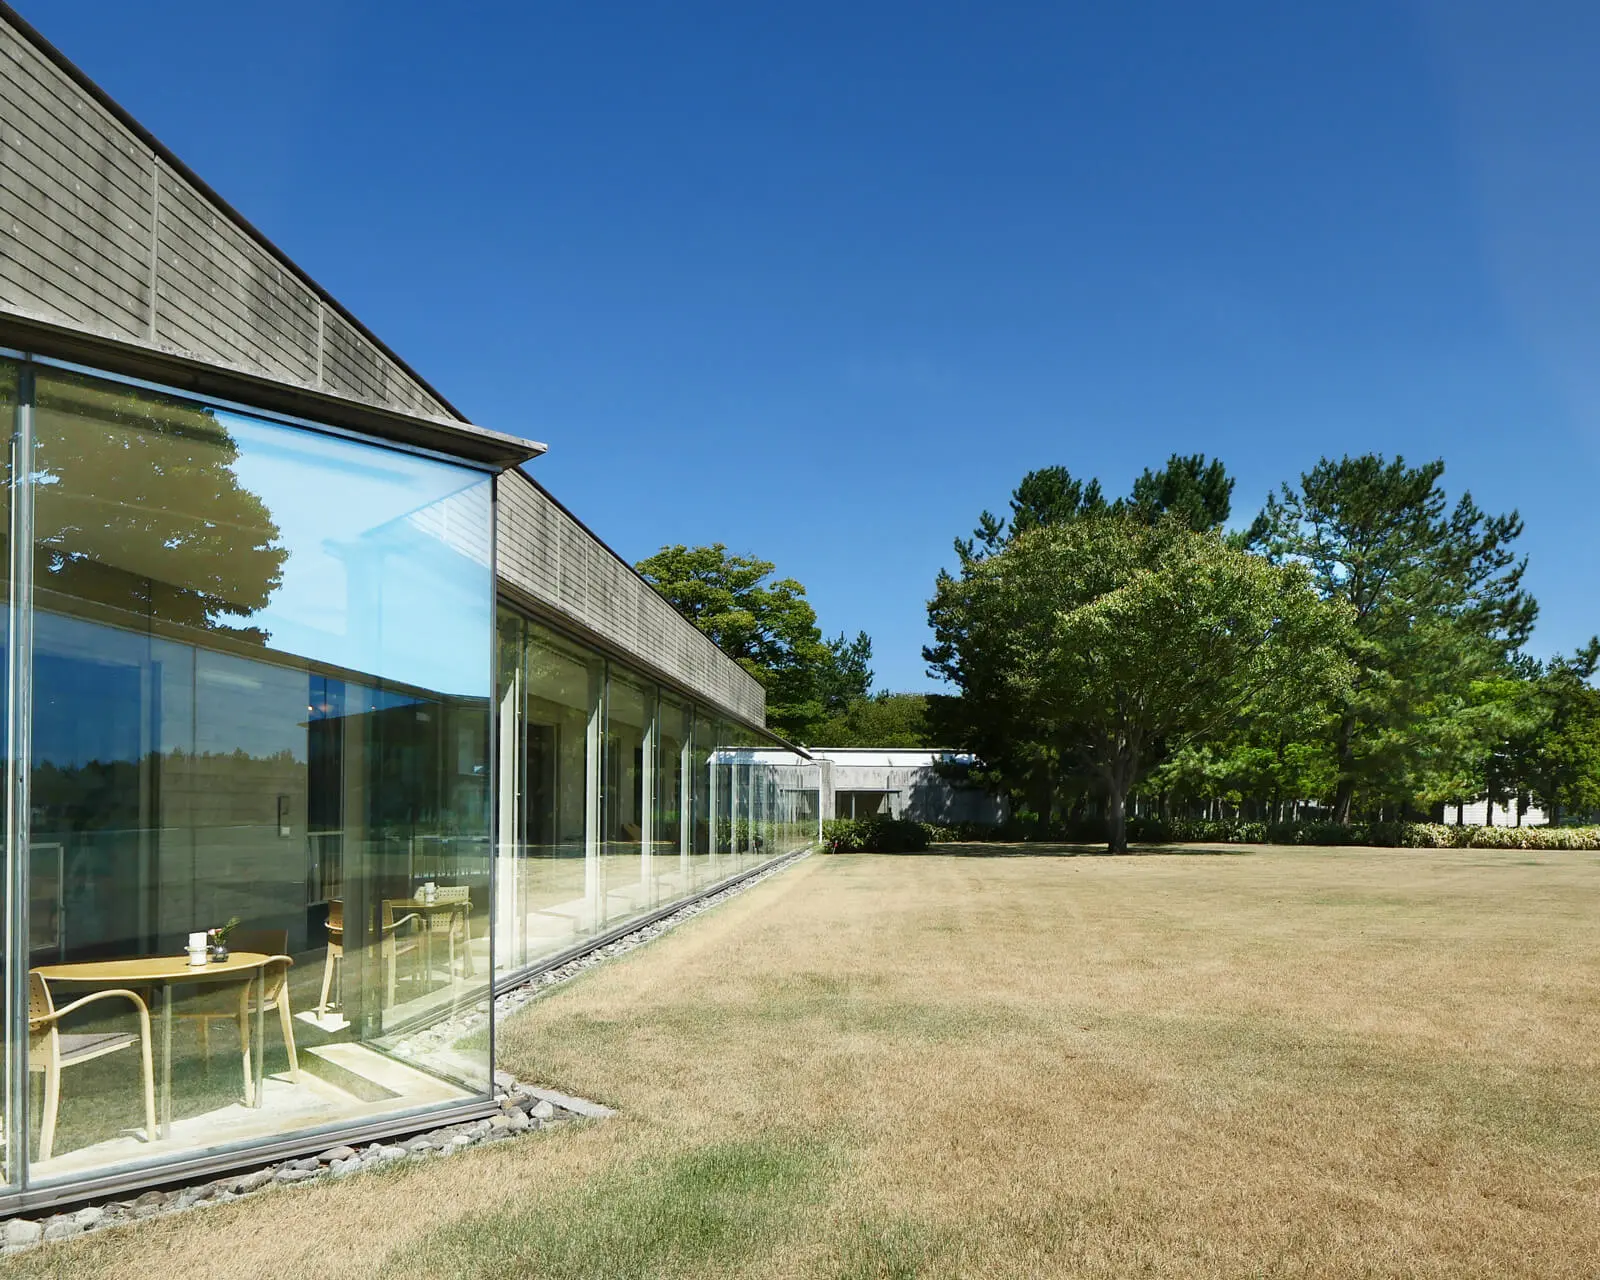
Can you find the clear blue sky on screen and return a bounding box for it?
[32,0,1600,692]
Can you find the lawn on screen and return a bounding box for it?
[15,844,1600,1278]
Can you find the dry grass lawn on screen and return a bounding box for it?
[12,844,1600,1278]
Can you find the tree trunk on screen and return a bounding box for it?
[1332,778,1355,826]
[1455,800,1464,825]
[1485,800,1494,827]
[1332,714,1357,825]
[1107,785,1129,854]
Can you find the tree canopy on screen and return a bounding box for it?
[816,692,934,748]
[636,543,871,743]
[929,511,1351,851]
[1248,454,1537,822]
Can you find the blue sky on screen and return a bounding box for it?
[33,0,1600,691]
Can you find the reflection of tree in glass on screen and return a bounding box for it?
[29,372,286,643]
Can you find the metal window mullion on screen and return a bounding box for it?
[6,362,36,1191]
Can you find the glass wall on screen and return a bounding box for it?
[494,613,601,976]
[9,363,495,1186]
[1,356,15,1189]
[602,672,653,925]
[494,608,820,984]
[653,697,689,907]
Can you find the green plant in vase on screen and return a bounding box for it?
[208,915,242,962]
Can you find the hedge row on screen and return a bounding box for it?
[909,817,1600,851]
[821,818,931,853]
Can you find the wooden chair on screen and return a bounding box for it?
[174,929,300,1105]
[381,901,422,1006]
[425,886,475,980]
[316,900,422,1015]
[29,971,157,1162]
[316,901,344,1020]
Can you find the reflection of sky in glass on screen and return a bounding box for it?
[223,413,493,699]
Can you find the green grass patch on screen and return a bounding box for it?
[391,1134,833,1280]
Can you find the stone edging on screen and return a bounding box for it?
[1,846,812,1255]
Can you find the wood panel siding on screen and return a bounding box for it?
[0,13,452,421]
[497,471,768,726]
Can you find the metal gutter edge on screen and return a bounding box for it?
[0,311,544,470]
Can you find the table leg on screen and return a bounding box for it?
[252,969,265,1109]
[161,984,172,1140]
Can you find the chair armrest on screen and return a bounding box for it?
[30,987,152,1027]
[383,913,420,933]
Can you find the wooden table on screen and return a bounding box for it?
[34,952,274,1140]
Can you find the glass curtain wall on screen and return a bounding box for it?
[8,364,494,1186]
[653,697,689,907]
[1,356,15,1189]
[494,612,601,977]
[493,609,820,984]
[601,673,653,925]
[688,710,713,887]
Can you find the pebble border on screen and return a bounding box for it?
[1,846,813,1255]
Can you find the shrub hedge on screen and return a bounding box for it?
[821,817,931,853]
[911,817,1600,851]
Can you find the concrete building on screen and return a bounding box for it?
[0,4,817,1212]
[745,748,1007,825]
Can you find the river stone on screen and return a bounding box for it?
[320,1145,357,1163]
[4,1219,42,1248]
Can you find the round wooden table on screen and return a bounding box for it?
[34,952,274,1140]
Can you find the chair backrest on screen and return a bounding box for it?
[27,971,59,1061]
[229,929,292,999]
[28,971,53,1024]
[326,900,343,938]
[435,886,470,903]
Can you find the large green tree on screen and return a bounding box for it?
[1248,455,1536,823]
[931,454,1244,826]
[818,630,874,715]
[929,513,1350,852]
[637,543,859,742]
[1525,641,1600,823]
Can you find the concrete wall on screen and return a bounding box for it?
[807,751,1007,825]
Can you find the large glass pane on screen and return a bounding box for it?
[653,696,690,906]
[24,367,493,1182]
[688,709,713,890]
[498,617,600,971]
[712,719,736,878]
[601,671,653,927]
[0,356,15,1188]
